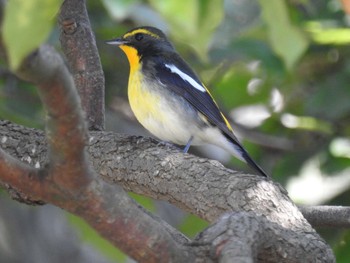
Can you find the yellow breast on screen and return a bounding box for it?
[120,45,165,129]
[128,69,162,122]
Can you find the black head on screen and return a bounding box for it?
[106,26,175,57]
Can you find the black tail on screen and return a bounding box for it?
[241,148,269,178]
[223,132,269,177]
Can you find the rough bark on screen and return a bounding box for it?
[59,0,105,131]
[299,205,350,228]
[0,46,193,262]
[0,120,336,262]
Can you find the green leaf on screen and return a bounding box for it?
[306,21,350,45]
[2,0,60,70]
[149,0,223,60]
[258,0,309,70]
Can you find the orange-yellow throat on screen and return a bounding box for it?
[120,45,139,72]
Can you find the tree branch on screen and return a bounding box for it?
[0,120,347,230]
[59,0,105,131]
[0,44,194,262]
[299,205,350,228]
[0,120,337,262]
[0,147,42,202]
[194,212,333,262]
[16,45,91,190]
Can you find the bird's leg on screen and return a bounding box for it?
[183,136,194,153]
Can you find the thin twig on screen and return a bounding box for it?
[300,205,350,228]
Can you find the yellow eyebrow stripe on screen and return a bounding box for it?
[123,29,160,39]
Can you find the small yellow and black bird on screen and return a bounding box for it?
[107,26,268,177]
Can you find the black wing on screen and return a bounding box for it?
[151,55,234,137]
[149,55,269,177]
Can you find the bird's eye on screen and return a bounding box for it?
[135,33,144,41]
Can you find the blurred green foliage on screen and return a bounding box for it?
[333,227,350,263]
[179,214,209,238]
[2,0,60,70]
[1,0,350,262]
[259,0,309,70]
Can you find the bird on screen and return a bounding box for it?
[106,26,269,177]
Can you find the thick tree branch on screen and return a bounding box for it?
[0,120,336,262]
[0,147,42,202]
[16,45,91,190]
[0,120,347,229]
[0,44,194,261]
[194,212,333,262]
[59,0,105,131]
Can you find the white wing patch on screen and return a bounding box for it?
[165,64,206,92]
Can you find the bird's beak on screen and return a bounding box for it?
[105,38,128,46]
